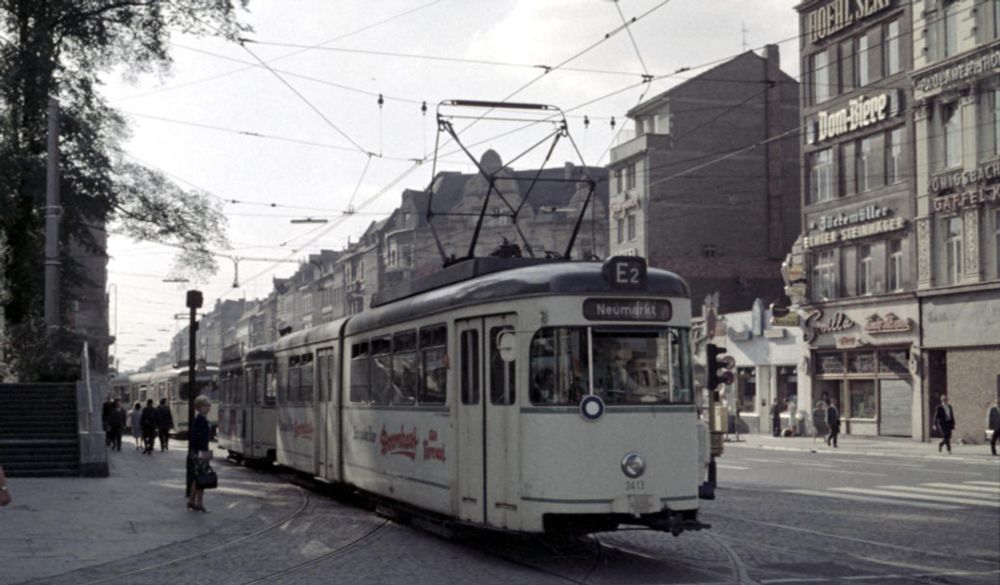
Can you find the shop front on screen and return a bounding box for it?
[802,301,921,437]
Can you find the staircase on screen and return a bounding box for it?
[0,384,80,477]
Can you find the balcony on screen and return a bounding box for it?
[609,132,672,164]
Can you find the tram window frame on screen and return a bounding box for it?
[299,353,315,404]
[391,330,418,405]
[370,336,393,405]
[460,329,480,405]
[490,325,516,405]
[419,324,448,405]
[264,363,277,407]
[350,341,371,404]
[277,357,290,404]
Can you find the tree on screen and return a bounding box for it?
[0,1,249,380]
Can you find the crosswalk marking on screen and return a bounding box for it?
[878,485,1000,501]
[833,487,1000,508]
[785,489,960,510]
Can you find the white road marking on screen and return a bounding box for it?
[828,458,924,468]
[717,464,749,470]
[879,485,1000,501]
[967,480,1000,486]
[833,487,1000,507]
[808,468,888,477]
[923,482,1000,493]
[784,489,959,510]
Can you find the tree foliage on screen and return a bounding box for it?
[0,0,249,380]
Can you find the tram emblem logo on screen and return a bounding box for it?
[380,425,418,459]
[423,429,446,462]
[353,425,376,443]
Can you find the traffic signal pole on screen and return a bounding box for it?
[184,290,202,498]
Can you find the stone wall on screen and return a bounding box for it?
[944,346,1000,445]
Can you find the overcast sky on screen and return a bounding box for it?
[105,0,800,371]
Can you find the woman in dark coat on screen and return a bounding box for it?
[140,399,158,455]
[187,395,213,512]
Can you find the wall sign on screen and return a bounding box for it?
[932,182,1000,213]
[914,49,1000,96]
[610,198,640,217]
[864,312,913,334]
[583,298,672,322]
[835,334,864,349]
[806,0,892,44]
[804,310,855,343]
[812,204,892,232]
[929,160,1000,193]
[809,91,899,144]
[802,217,906,249]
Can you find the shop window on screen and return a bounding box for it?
[942,102,962,169]
[886,127,903,184]
[809,148,835,203]
[777,366,798,407]
[879,349,909,375]
[848,351,876,374]
[888,239,903,292]
[815,352,845,375]
[737,367,756,413]
[944,216,963,285]
[858,245,873,295]
[849,380,877,418]
[816,379,844,413]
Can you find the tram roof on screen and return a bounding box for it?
[347,259,689,336]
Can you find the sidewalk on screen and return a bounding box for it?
[723,432,1000,462]
[0,440,293,585]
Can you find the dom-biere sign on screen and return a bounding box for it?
[808,91,900,145]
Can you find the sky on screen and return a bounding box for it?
[105,0,801,371]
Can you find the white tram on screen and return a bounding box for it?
[110,366,220,437]
[272,257,711,535]
[217,344,278,463]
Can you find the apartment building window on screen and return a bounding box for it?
[810,148,835,203]
[615,169,622,194]
[858,35,870,87]
[944,216,963,285]
[943,2,959,59]
[812,51,830,104]
[839,39,855,93]
[886,127,904,184]
[942,102,962,169]
[858,245,873,295]
[627,214,637,241]
[616,217,625,244]
[856,134,884,192]
[995,0,1000,39]
[981,88,1000,158]
[812,250,838,301]
[994,208,1000,277]
[626,163,636,191]
[888,239,903,292]
[884,19,901,76]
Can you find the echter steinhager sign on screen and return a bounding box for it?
[803,216,907,249]
[914,49,1000,96]
[809,91,899,145]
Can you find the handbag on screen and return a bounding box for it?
[195,462,218,490]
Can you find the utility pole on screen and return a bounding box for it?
[44,98,61,334]
[185,290,203,498]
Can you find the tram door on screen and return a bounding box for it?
[456,314,519,528]
[316,346,340,482]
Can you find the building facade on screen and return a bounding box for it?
[608,45,801,314]
[911,0,1000,443]
[792,0,921,438]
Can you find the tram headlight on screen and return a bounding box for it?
[621,452,646,479]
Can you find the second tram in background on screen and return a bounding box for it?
[217,343,278,463]
[110,365,219,437]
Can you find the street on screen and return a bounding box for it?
[5,437,997,585]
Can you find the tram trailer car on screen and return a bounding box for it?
[273,257,712,536]
[111,366,219,437]
[218,344,278,463]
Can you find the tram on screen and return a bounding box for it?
[217,343,278,463]
[110,365,220,437]
[270,256,711,536]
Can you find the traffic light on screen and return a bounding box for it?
[706,343,735,391]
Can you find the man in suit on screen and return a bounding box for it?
[826,399,840,448]
[986,399,999,456]
[933,394,956,453]
[769,399,784,437]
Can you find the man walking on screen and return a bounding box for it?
[107,399,126,451]
[826,399,840,448]
[769,399,784,437]
[155,398,174,452]
[933,394,956,453]
[986,399,999,456]
[140,399,158,455]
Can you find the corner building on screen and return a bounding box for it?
[792,0,922,438]
[911,1,1000,444]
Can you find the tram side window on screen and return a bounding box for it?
[264,363,277,406]
[460,330,480,405]
[234,369,244,405]
[299,354,314,403]
[419,325,447,404]
[350,341,371,403]
[277,357,290,404]
[391,331,418,405]
[490,326,516,405]
[371,337,393,405]
[529,328,587,405]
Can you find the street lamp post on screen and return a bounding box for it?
[185,290,203,498]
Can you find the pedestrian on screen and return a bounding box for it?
[102,396,113,447]
[826,399,840,447]
[140,399,158,455]
[0,464,10,507]
[933,394,956,453]
[769,399,784,437]
[812,400,828,443]
[107,399,126,451]
[130,402,143,450]
[156,398,174,452]
[187,395,214,513]
[987,399,1000,456]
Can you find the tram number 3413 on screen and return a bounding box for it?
[625,480,646,491]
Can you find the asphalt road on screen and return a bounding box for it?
[11,441,999,585]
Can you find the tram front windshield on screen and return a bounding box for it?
[529,327,692,405]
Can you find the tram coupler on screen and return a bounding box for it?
[647,512,710,536]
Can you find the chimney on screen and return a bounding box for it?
[564,161,575,180]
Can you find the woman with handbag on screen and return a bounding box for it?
[187,395,214,512]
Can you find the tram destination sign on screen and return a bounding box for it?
[583,298,672,322]
[602,255,647,289]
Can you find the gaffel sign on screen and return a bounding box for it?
[809,91,899,144]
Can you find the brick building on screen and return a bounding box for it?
[608,45,800,315]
